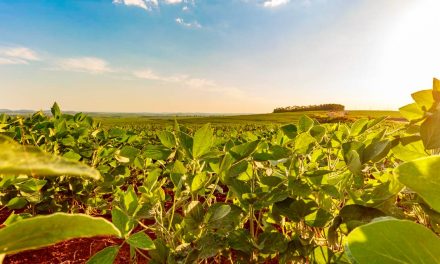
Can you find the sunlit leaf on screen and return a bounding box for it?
[0,136,100,180]
[0,213,121,255]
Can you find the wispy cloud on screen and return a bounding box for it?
[164,0,182,4]
[263,0,290,8]
[113,0,189,10]
[133,69,245,98]
[175,17,202,28]
[57,57,113,74]
[112,0,158,11]
[133,69,166,81]
[0,47,40,65]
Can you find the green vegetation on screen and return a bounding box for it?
[96,110,402,128]
[0,79,439,263]
[273,104,345,113]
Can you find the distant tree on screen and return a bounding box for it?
[273,103,345,113]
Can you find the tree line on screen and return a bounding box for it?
[273,103,345,113]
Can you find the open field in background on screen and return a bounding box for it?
[1,82,439,264]
[96,110,403,127]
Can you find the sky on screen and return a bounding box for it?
[0,0,440,113]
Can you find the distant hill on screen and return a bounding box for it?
[0,109,248,117]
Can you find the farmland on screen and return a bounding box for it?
[0,80,439,264]
[96,110,403,127]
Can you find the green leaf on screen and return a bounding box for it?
[346,218,440,264]
[170,160,186,187]
[145,168,161,191]
[433,78,440,102]
[119,146,140,163]
[127,232,155,250]
[193,124,213,159]
[51,102,61,119]
[0,213,120,255]
[63,151,81,161]
[350,119,369,137]
[144,145,172,160]
[394,156,440,212]
[298,115,314,132]
[391,136,428,162]
[399,103,425,121]
[87,246,120,264]
[342,141,365,165]
[366,116,387,129]
[229,140,260,160]
[258,231,288,254]
[331,205,385,236]
[0,136,100,180]
[310,125,326,142]
[3,213,32,226]
[227,230,253,253]
[109,128,126,138]
[225,160,248,179]
[191,172,208,193]
[111,207,133,237]
[6,197,27,210]
[310,247,334,264]
[177,131,193,159]
[363,140,390,163]
[254,145,291,161]
[412,89,435,111]
[205,204,231,223]
[294,133,315,154]
[280,124,297,139]
[420,112,440,149]
[346,150,362,176]
[121,186,138,215]
[304,208,332,227]
[157,131,176,149]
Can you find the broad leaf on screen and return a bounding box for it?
[0,136,100,180]
[346,218,440,263]
[399,103,424,121]
[191,172,208,193]
[298,115,314,132]
[144,145,172,160]
[420,112,440,149]
[363,140,390,163]
[0,213,120,255]
[87,246,120,264]
[193,124,213,159]
[412,89,435,111]
[350,119,369,137]
[394,156,440,212]
[391,136,427,161]
[229,140,260,160]
[157,131,176,149]
[127,232,155,250]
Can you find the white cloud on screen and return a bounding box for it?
[57,57,112,74]
[113,0,187,10]
[175,17,202,28]
[112,0,158,11]
[0,47,40,65]
[0,57,27,65]
[263,0,290,8]
[163,0,182,4]
[133,68,245,98]
[133,69,164,80]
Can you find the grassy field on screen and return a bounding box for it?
[96,110,403,127]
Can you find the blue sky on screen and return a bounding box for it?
[0,0,439,113]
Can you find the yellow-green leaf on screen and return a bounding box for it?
[0,136,101,180]
[0,213,121,255]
